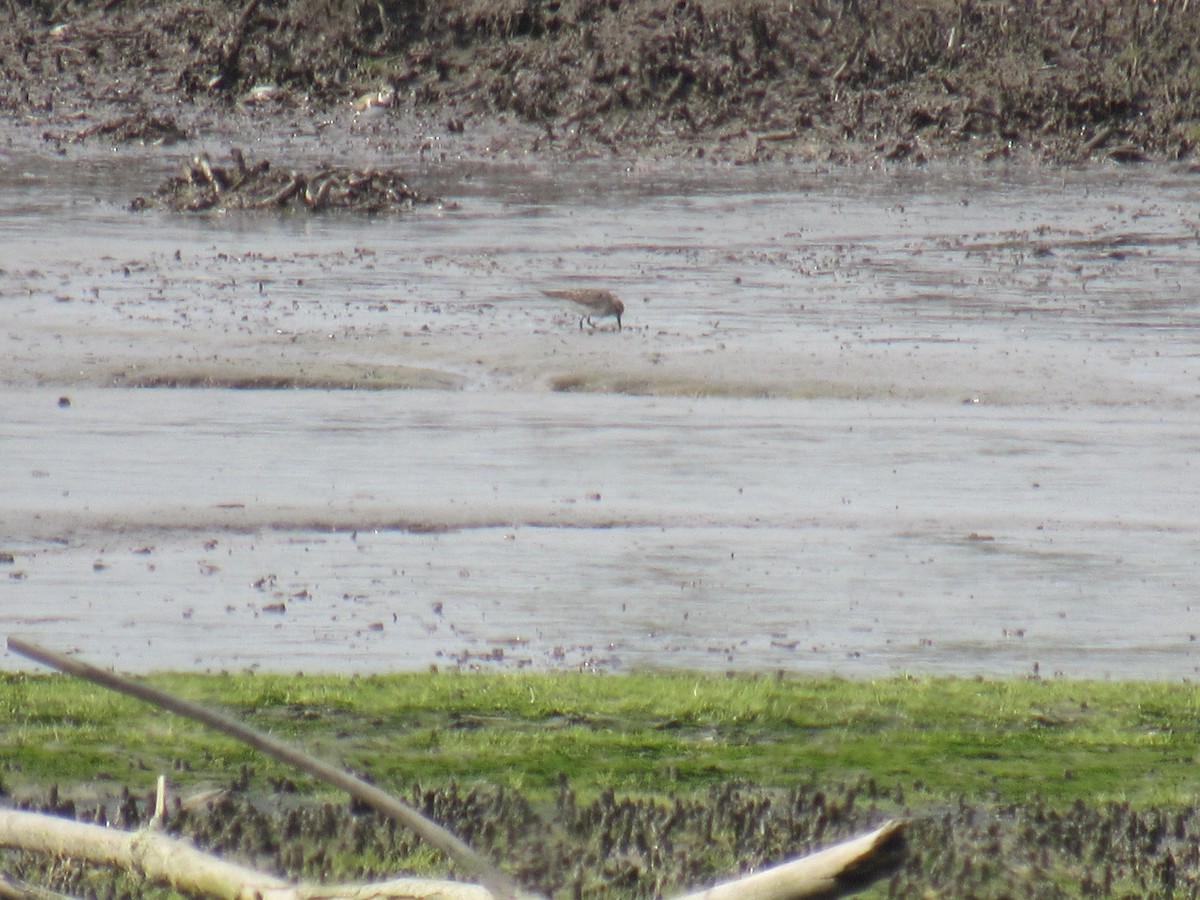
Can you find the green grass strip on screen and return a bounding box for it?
[3,671,1199,808]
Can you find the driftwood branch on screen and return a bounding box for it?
[0,807,493,900]
[0,806,288,899]
[675,819,906,900]
[5,637,528,900]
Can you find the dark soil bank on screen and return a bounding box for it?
[4,0,1200,163]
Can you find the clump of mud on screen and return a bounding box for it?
[5,775,1199,897]
[43,111,190,146]
[4,0,1199,162]
[137,147,441,213]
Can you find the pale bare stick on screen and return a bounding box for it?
[673,819,906,900]
[0,807,496,900]
[0,807,291,899]
[6,637,529,900]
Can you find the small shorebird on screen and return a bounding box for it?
[542,288,625,331]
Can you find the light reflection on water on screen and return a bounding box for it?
[2,149,1199,676]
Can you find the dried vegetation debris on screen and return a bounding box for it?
[3,0,1200,161]
[43,110,190,146]
[5,776,1200,897]
[140,147,441,213]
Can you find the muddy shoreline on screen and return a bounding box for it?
[4,151,1200,680]
[5,0,1200,165]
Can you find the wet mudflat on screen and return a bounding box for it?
[2,147,1199,677]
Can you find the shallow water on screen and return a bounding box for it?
[3,141,1199,676]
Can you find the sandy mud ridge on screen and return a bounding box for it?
[3,0,1199,162]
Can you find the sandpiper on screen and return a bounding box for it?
[542,288,625,331]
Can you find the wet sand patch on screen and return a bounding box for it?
[3,157,1199,679]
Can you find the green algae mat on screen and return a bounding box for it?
[4,671,1200,897]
